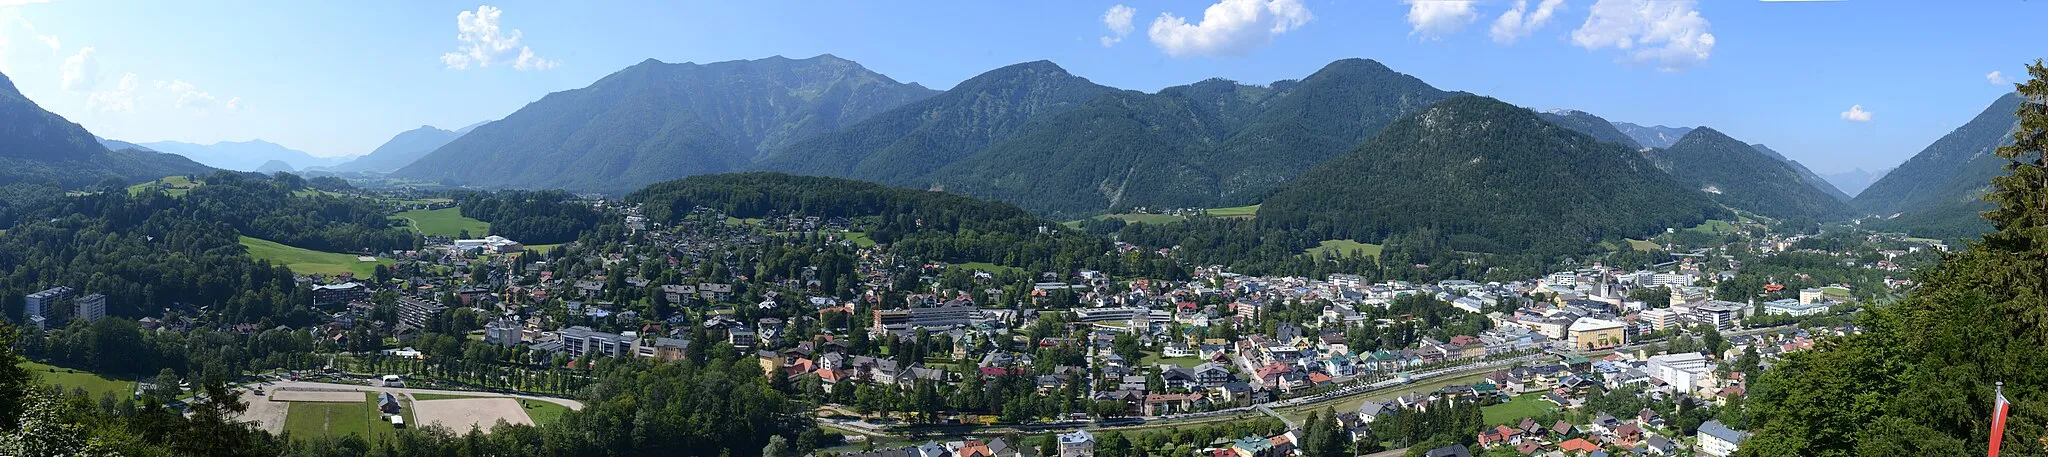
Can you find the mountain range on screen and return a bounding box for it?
[1259,96,1726,256]
[1821,167,1890,197]
[1645,128,1853,220]
[136,139,344,172]
[1851,92,2027,240]
[391,54,938,192]
[0,71,213,188]
[1611,122,1694,149]
[918,58,1458,216]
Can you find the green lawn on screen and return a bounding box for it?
[395,207,490,238]
[19,361,134,399]
[948,262,1022,275]
[522,244,565,254]
[240,236,393,277]
[1686,219,1738,234]
[1141,352,1206,369]
[1100,213,1186,225]
[1626,239,1661,251]
[127,176,202,197]
[1304,239,1384,259]
[1483,393,1556,427]
[282,392,410,444]
[519,399,569,427]
[1206,205,1259,219]
[843,232,876,247]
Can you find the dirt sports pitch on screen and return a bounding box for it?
[412,397,534,432]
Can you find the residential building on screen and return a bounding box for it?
[24,286,74,329]
[396,296,448,329]
[1697,420,1749,457]
[1640,308,1681,331]
[1689,301,1747,330]
[1057,430,1095,457]
[484,318,522,346]
[73,293,106,323]
[311,282,370,307]
[558,326,638,359]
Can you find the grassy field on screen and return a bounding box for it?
[519,399,570,427]
[948,262,1023,275]
[1207,205,1259,219]
[1100,213,1186,225]
[1304,239,1385,259]
[240,236,393,277]
[20,361,133,399]
[282,392,410,444]
[395,207,490,238]
[127,176,202,197]
[843,232,876,247]
[1626,239,1661,251]
[1483,393,1556,427]
[1686,219,1738,234]
[1141,352,1207,369]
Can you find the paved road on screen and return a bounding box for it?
[260,380,585,410]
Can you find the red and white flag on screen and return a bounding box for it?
[1989,383,2010,457]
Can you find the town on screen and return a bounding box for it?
[8,186,1934,457]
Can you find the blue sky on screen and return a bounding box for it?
[0,0,2038,174]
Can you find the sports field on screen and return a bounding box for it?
[396,207,489,238]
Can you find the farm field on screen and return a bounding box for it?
[240,236,393,277]
[1206,205,1259,218]
[127,176,203,197]
[19,361,133,399]
[395,207,489,238]
[1304,239,1384,259]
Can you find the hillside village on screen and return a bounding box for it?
[100,193,1927,457]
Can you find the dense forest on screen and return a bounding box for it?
[629,173,1186,279]
[1259,95,1727,258]
[1736,61,2048,456]
[1646,128,1853,221]
[454,190,600,244]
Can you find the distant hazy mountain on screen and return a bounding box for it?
[927,58,1457,216]
[1750,143,1851,202]
[1538,109,1643,149]
[140,139,343,172]
[754,60,1116,187]
[1822,167,1890,197]
[1645,129,1853,220]
[1260,96,1725,256]
[95,136,154,152]
[255,160,295,173]
[1853,92,2026,239]
[1612,122,1695,149]
[394,54,937,193]
[326,125,464,173]
[0,71,213,188]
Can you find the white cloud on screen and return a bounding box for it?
[225,96,243,111]
[1404,0,1477,39]
[1840,104,1872,122]
[1147,0,1312,57]
[1988,71,2012,85]
[0,7,63,72]
[155,79,218,109]
[1100,4,1136,47]
[1490,0,1565,44]
[59,45,93,90]
[0,1,52,6]
[86,72,136,113]
[1571,0,1715,71]
[440,5,553,70]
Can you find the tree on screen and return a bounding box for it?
[1739,61,2048,456]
